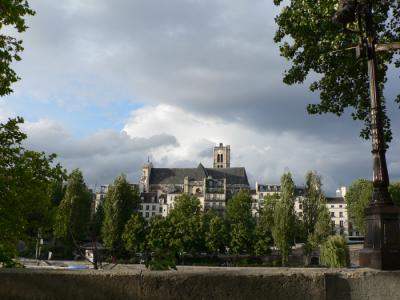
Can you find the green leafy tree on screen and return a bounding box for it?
[145,216,177,270]
[320,235,350,268]
[389,181,400,206]
[0,0,35,96]
[345,179,373,234]
[272,173,297,266]
[101,175,139,255]
[0,118,65,264]
[253,194,279,256]
[272,0,400,142]
[122,213,146,253]
[346,179,400,234]
[168,194,204,254]
[225,190,254,255]
[204,212,227,254]
[302,171,332,254]
[54,169,92,243]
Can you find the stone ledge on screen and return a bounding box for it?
[1,266,400,300]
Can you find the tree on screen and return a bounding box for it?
[253,194,279,256]
[122,213,146,253]
[272,173,297,266]
[302,171,332,254]
[346,179,400,234]
[272,0,400,142]
[54,169,92,244]
[101,175,139,255]
[389,181,400,206]
[167,194,204,254]
[0,1,35,96]
[225,190,254,255]
[145,216,177,270]
[0,118,65,265]
[345,179,373,234]
[204,212,227,254]
[320,235,350,268]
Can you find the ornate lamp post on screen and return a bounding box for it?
[334,0,400,270]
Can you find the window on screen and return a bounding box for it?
[339,205,343,208]
[340,220,344,228]
[299,212,303,217]
[159,207,162,212]
[145,212,149,217]
[331,205,334,208]
[152,212,155,216]
[220,154,223,162]
[331,212,335,217]
[139,205,143,210]
[339,212,343,218]
[152,205,156,211]
[331,221,335,227]
[299,204,303,210]
[146,205,149,210]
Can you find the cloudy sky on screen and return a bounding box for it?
[1,0,400,195]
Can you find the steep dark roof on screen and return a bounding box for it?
[149,165,207,185]
[149,165,249,186]
[326,197,345,204]
[205,168,249,185]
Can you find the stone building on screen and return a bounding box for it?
[138,143,249,220]
[251,183,351,236]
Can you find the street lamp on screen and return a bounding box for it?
[334,0,400,270]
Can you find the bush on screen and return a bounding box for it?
[320,235,350,268]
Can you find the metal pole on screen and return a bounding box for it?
[365,2,392,205]
[359,1,400,270]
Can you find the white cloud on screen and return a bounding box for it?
[123,104,373,193]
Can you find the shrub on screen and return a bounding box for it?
[320,235,350,268]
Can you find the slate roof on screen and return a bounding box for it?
[326,197,345,204]
[149,163,249,186]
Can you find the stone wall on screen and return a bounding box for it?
[1,266,399,300]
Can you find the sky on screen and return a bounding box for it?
[1,0,400,195]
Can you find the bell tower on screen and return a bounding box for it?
[213,143,230,168]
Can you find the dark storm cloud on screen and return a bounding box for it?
[4,0,399,193]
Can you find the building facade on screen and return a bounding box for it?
[138,143,249,220]
[251,183,350,236]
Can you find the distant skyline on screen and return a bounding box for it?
[1,0,400,196]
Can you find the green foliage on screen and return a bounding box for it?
[122,213,146,253]
[101,174,139,254]
[346,179,400,234]
[345,179,373,234]
[0,0,35,96]
[320,235,350,268]
[253,194,278,256]
[53,169,92,242]
[225,190,254,254]
[145,216,177,270]
[302,171,332,254]
[272,173,296,265]
[203,209,227,254]
[168,194,204,254]
[0,118,65,265]
[88,202,104,240]
[272,0,400,142]
[389,181,400,206]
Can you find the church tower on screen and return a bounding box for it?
[139,160,153,192]
[213,143,230,168]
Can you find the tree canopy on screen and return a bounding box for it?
[101,175,139,254]
[272,0,400,142]
[0,0,35,96]
[53,169,92,243]
[0,117,65,262]
[272,172,297,265]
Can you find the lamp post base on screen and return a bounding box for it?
[359,205,400,270]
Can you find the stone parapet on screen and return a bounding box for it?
[1,266,400,300]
